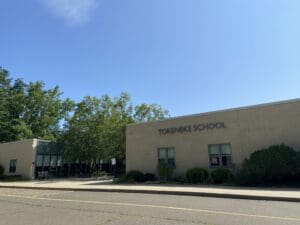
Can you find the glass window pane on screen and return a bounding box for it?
[222,156,231,166]
[158,149,167,159]
[9,160,17,173]
[209,145,220,154]
[158,159,166,165]
[57,157,62,166]
[167,159,175,168]
[50,155,57,167]
[210,156,220,166]
[221,144,231,154]
[43,155,50,166]
[222,156,227,166]
[36,155,43,167]
[167,148,175,159]
[11,160,16,167]
[37,142,50,154]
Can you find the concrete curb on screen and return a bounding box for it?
[0,185,300,202]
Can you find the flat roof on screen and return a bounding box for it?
[128,98,300,127]
[0,139,51,145]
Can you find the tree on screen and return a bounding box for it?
[62,93,169,161]
[7,78,32,141]
[97,93,134,159]
[134,103,169,123]
[23,81,74,140]
[0,69,28,142]
[0,68,170,163]
[0,68,74,142]
[62,96,101,162]
[0,68,12,142]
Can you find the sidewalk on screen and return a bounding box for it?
[0,179,300,202]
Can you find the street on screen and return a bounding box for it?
[0,188,299,225]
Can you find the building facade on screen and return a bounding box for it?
[126,99,300,175]
[0,139,38,179]
[0,139,65,179]
[0,139,121,179]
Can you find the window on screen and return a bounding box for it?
[43,155,50,167]
[9,159,17,173]
[57,156,63,167]
[50,155,58,167]
[36,155,43,167]
[208,144,232,167]
[158,147,175,168]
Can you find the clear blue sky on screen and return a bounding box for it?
[1,0,300,116]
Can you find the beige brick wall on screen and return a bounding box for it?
[0,139,37,179]
[126,100,300,175]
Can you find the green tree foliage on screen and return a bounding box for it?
[62,96,102,161]
[0,68,13,141]
[97,93,134,159]
[62,93,169,161]
[134,103,169,123]
[0,68,74,142]
[0,68,169,161]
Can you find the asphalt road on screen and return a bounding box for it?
[0,188,299,225]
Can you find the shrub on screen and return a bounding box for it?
[237,144,300,185]
[0,175,24,182]
[186,168,208,183]
[144,173,156,181]
[116,172,156,183]
[157,163,174,181]
[125,170,145,182]
[171,175,186,183]
[210,169,233,184]
[0,165,4,176]
[92,171,107,177]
